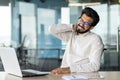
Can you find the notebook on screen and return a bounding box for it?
[62,72,104,80]
[0,47,49,77]
[62,75,88,80]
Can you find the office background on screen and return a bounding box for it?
[0,0,120,71]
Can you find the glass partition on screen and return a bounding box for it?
[10,0,120,71]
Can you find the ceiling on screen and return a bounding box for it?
[67,0,100,3]
[0,0,119,6]
[67,0,119,4]
[0,0,10,6]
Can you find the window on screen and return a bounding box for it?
[0,6,11,46]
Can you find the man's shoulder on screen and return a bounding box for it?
[89,32,102,40]
[90,32,101,37]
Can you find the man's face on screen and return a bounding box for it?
[76,14,94,34]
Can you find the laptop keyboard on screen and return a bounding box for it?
[22,70,49,77]
[22,71,37,77]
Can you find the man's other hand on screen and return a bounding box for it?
[50,67,70,75]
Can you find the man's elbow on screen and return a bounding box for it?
[92,63,100,72]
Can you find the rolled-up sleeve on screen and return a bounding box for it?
[49,24,73,42]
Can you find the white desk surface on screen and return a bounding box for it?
[0,71,120,80]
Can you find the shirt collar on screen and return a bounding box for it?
[76,31,91,37]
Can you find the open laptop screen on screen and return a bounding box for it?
[0,47,49,77]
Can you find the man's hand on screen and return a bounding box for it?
[50,67,70,75]
[72,24,77,31]
[72,24,80,35]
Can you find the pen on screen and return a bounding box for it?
[72,75,76,78]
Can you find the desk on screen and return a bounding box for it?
[0,71,120,80]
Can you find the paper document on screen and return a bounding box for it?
[62,75,88,80]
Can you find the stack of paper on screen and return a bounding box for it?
[62,75,88,80]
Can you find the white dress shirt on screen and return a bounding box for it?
[49,24,104,72]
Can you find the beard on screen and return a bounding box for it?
[76,25,90,34]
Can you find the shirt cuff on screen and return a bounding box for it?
[70,65,77,72]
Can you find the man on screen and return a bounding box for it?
[49,7,104,75]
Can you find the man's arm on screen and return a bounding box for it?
[50,36,104,74]
[70,37,104,72]
[49,24,74,42]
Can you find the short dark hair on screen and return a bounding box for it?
[81,7,100,27]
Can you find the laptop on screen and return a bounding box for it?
[0,47,50,77]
